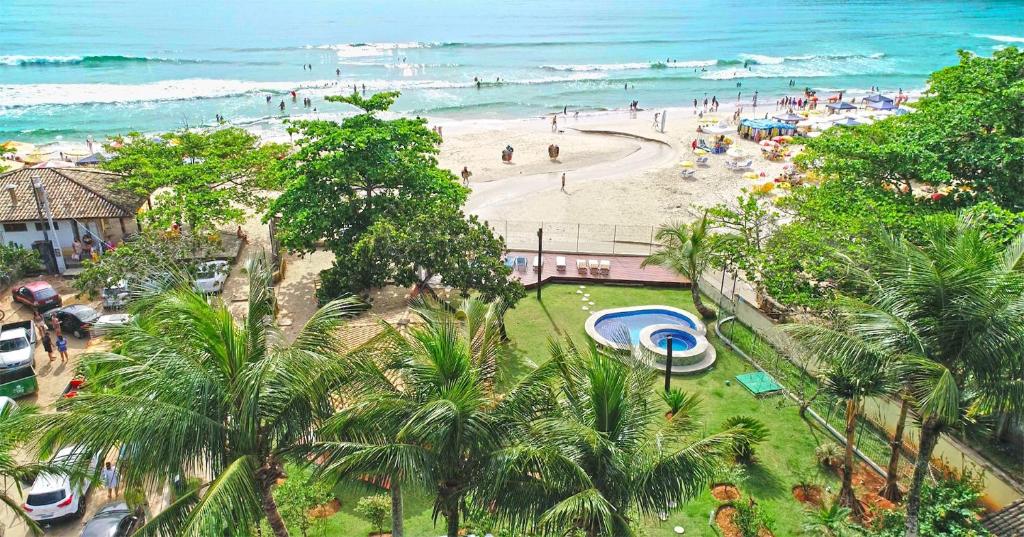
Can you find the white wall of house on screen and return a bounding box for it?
[0,219,78,251]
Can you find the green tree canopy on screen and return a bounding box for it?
[103,128,287,231]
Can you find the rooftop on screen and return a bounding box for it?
[0,167,145,223]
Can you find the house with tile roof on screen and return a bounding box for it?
[0,167,147,272]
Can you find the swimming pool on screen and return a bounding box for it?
[585,305,704,349]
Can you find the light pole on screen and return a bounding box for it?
[536,227,543,300]
[30,175,66,273]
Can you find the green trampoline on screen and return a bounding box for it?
[735,371,783,396]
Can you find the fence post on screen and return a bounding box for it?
[612,225,618,254]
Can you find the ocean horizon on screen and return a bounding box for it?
[1,0,1022,144]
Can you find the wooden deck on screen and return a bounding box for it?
[506,251,689,288]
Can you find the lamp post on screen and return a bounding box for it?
[664,336,674,392]
[536,227,543,300]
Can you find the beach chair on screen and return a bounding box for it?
[515,256,527,272]
[576,259,587,274]
[556,256,567,272]
[599,260,611,274]
[738,159,753,169]
[588,260,600,275]
[695,156,709,166]
[680,169,696,178]
[532,255,541,273]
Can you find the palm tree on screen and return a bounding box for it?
[643,213,718,319]
[791,215,1024,537]
[311,297,552,537]
[802,501,867,536]
[482,341,729,537]
[879,386,911,502]
[38,253,361,537]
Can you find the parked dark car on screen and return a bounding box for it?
[80,502,139,537]
[11,282,62,312]
[45,305,101,339]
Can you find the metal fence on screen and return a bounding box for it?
[489,220,660,255]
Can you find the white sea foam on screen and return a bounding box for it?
[0,55,84,66]
[540,60,717,71]
[0,73,607,108]
[703,52,889,80]
[977,34,1024,43]
[306,42,435,58]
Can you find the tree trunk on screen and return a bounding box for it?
[880,397,909,502]
[261,485,290,537]
[905,418,942,537]
[390,480,404,537]
[691,285,716,319]
[445,506,460,537]
[837,398,864,519]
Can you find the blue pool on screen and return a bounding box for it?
[592,309,698,347]
[650,327,698,353]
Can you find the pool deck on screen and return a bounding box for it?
[506,251,689,288]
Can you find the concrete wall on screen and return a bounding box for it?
[698,273,1024,510]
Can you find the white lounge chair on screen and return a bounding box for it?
[532,255,541,272]
[599,260,611,274]
[588,260,600,275]
[577,259,587,274]
[680,169,696,178]
[556,256,567,272]
[695,156,710,166]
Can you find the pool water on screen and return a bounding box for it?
[593,309,697,346]
[651,329,697,353]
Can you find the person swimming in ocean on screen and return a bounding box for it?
[279,101,285,111]
[266,95,272,104]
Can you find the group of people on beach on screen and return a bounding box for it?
[33,310,68,365]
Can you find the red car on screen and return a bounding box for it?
[11,282,62,312]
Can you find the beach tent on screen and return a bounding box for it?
[771,111,804,124]
[702,124,732,135]
[867,99,897,110]
[76,153,107,165]
[863,94,893,104]
[831,117,863,127]
[737,118,797,142]
[826,101,857,112]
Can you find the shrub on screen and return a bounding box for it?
[0,244,41,286]
[723,415,769,464]
[872,475,991,537]
[815,442,844,470]
[354,494,391,535]
[733,499,775,537]
[712,463,748,487]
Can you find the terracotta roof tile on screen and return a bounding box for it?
[0,168,146,222]
[983,499,1024,537]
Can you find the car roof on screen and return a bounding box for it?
[24,281,54,291]
[30,472,70,493]
[82,503,132,536]
[61,304,98,315]
[0,329,26,341]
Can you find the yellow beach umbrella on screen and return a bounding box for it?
[681,161,694,168]
[693,148,707,156]
[743,172,758,180]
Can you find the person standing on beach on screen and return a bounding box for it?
[100,462,119,499]
[561,172,566,192]
[279,100,286,112]
[461,166,472,186]
[41,331,55,362]
[551,116,558,132]
[56,334,68,365]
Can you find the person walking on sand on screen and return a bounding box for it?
[461,166,472,186]
[551,115,558,132]
[41,331,55,363]
[56,334,68,365]
[560,172,566,192]
[101,462,119,499]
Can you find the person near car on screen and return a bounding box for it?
[41,331,55,362]
[33,311,46,340]
[100,462,119,499]
[56,334,68,364]
[49,313,62,337]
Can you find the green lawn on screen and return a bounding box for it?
[324,283,845,537]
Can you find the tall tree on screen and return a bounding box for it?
[269,91,467,300]
[38,253,361,537]
[792,214,1024,536]
[103,128,287,230]
[311,298,551,537]
[482,341,729,537]
[643,213,718,318]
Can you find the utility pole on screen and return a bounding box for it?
[30,174,66,273]
[664,336,674,392]
[536,227,543,300]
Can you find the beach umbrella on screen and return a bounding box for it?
[726,147,747,159]
[832,117,863,127]
[693,148,707,156]
[703,124,732,135]
[681,160,695,168]
[743,172,758,180]
[771,111,804,123]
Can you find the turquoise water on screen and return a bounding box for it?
[1,0,1022,142]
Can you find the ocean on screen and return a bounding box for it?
[1,0,1022,144]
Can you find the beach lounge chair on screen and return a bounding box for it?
[532,255,541,272]
[599,260,611,274]
[695,156,709,166]
[736,159,753,170]
[680,169,696,178]
[515,256,527,271]
[556,256,566,272]
[577,259,587,274]
[588,260,600,275]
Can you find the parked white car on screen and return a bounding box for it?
[92,313,133,337]
[23,445,98,522]
[193,260,230,294]
[0,321,35,370]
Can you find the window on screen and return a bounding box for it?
[25,490,65,506]
[33,222,58,231]
[2,223,27,232]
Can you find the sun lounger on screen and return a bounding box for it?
[599,260,610,274]
[577,259,587,274]
[556,256,566,272]
[588,260,600,275]
[695,156,709,166]
[533,255,541,272]
[680,169,696,178]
